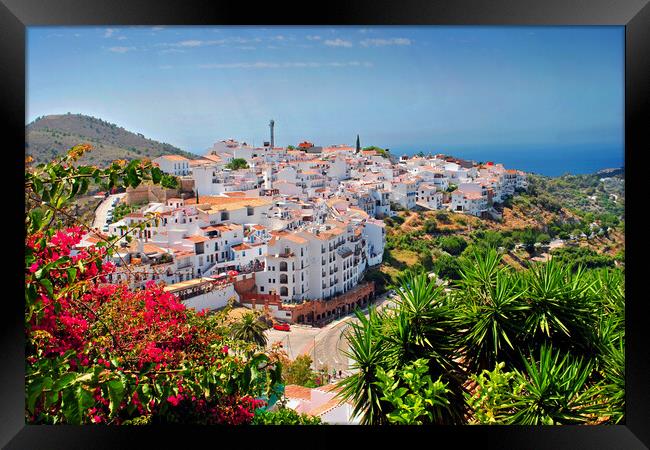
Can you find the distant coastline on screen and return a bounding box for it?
[392,145,624,177]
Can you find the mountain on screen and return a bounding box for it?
[26,113,198,166]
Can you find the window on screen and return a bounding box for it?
[247,207,254,216]
[221,211,229,221]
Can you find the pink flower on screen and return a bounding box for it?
[221,345,229,354]
[29,262,39,273]
[167,395,181,407]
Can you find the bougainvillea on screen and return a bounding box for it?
[25,147,283,425]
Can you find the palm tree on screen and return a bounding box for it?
[230,312,268,347]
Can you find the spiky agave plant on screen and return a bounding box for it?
[503,345,602,425]
[336,307,392,425]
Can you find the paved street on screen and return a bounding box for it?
[92,193,127,230]
[264,291,396,379]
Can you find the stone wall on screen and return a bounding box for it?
[180,178,195,194]
[126,184,181,205]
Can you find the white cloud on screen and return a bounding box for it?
[306,35,322,41]
[108,46,136,53]
[116,36,127,40]
[151,26,165,31]
[159,48,186,54]
[175,39,206,47]
[360,38,412,47]
[161,37,262,49]
[197,61,371,69]
[103,28,117,38]
[324,38,353,48]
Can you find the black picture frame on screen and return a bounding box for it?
[2,0,648,448]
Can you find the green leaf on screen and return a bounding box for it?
[40,279,54,299]
[107,378,126,416]
[26,377,53,414]
[67,268,77,284]
[52,372,78,392]
[151,167,162,185]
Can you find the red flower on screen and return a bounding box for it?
[167,395,182,407]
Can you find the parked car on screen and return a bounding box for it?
[273,323,291,332]
[102,225,109,232]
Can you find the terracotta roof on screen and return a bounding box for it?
[310,397,344,417]
[231,243,251,251]
[189,159,214,166]
[284,385,312,400]
[157,154,189,161]
[172,248,195,257]
[186,196,273,212]
[185,235,210,243]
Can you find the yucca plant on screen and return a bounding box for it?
[597,337,625,424]
[460,269,529,373]
[383,271,468,424]
[521,260,597,356]
[337,308,392,425]
[503,345,602,425]
[457,248,504,298]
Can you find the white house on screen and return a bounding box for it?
[152,155,190,176]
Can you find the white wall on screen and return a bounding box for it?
[182,283,238,312]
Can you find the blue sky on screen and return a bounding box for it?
[27,26,624,157]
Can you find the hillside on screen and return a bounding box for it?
[26,113,198,166]
[369,171,625,290]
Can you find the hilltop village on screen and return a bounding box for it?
[82,132,527,325]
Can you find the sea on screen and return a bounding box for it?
[389,145,624,178]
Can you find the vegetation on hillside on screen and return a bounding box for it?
[338,251,625,425]
[26,113,197,167]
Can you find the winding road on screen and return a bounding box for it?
[264,291,395,378]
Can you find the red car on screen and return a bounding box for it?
[273,323,291,332]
